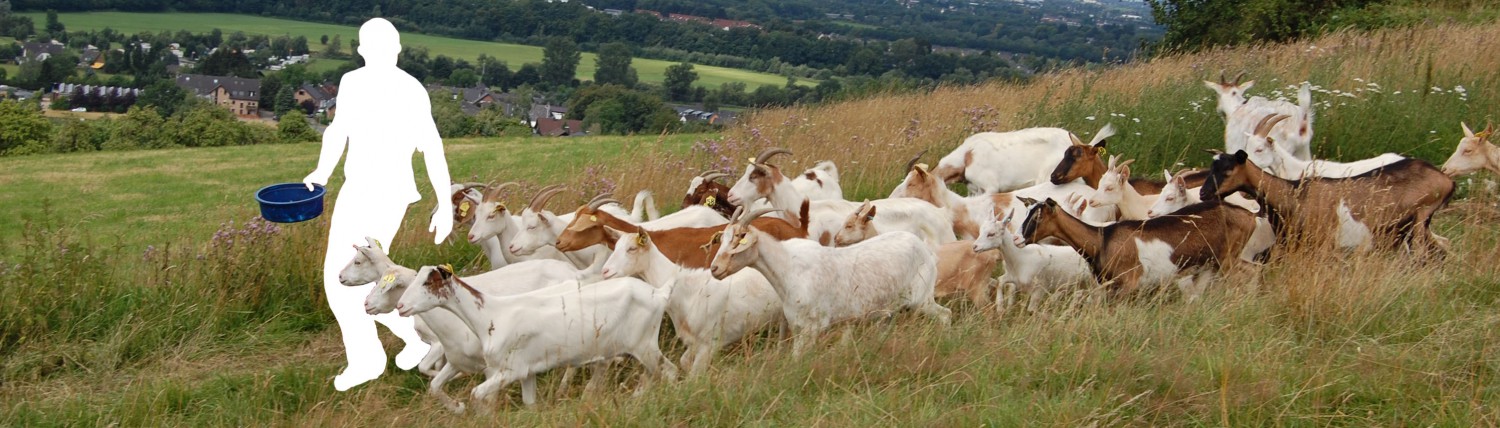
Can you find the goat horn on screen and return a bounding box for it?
[753,148,792,165]
[484,181,520,202]
[528,185,566,211]
[904,149,929,172]
[729,205,746,223]
[589,197,621,210]
[1254,114,1290,137]
[1118,158,1136,170]
[1218,70,1227,85]
[587,192,613,206]
[702,172,731,182]
[738,208,779,226]
[697,170,718,178]
[1232,71,1247,85]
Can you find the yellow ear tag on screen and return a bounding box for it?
[459,201,470,215]
[739,237,749,245]
[371,239,382,250]
[380,273,396,286]
[1477,131,1492,140]
[635,233,648,247]
[1097,147,1108,156]
[590,215,598,222]
[704,195,717,207]
[439,264,454,274]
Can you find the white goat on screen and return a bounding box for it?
[832,198,957,248]
[600,229,782,377]
[1087,156,1158,221]
[1208,75,1314,160]
[931,124,1115,194]
[464,183,575,267]
[395,265,679,408]
[1442,122,1498,177]
[1243,115,1406,179]
[790,160,844,200]
[340,240,581,413]
[971,212,1094,315]
[890,162,1096,240]
[729,148,953,246]
[709,208,952,356]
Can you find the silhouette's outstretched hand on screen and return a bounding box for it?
[303,171,330,192]
[429,204,453,244]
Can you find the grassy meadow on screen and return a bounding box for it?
[21,11,804,89]
[4,19,1500,426]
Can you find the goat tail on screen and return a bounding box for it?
[1297,82,1313,117]
[1088,123,1117,147]
[810,160,840,181]
[633,190,660,221]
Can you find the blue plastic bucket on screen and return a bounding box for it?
[255,183,326,223]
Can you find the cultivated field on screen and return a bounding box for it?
[3,19,1500,426]
[21,11,803,89]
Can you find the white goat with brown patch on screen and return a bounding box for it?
[709,208,952,356]
[930,124,1116,194]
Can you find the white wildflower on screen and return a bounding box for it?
[1085,116,1096,121]
[1131,118,1140,123]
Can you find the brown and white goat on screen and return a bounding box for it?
[683,170,738,218]
[1441,122,1498,177]
[1201,150,1454,256]
[1049,133,1208,194]
[1020,198,1258,302]
[556,196,809,269]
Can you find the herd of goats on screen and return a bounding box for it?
[339,74,1499,412]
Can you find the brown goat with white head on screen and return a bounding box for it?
[683,170,738,218]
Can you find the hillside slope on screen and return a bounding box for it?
[3,19,1499,426]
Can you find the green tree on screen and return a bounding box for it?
[326,34,342,58]
[43,9,62,35]
[567,84,677,135]
[1147,0,1361,50]
[275,85,297,114]
[320,34,329,45]
[663,62,698,101]
[448,68,479,87]
[195,48,256,78]
[278,115,318,143]
[138,79,190,118]
[593,42,637,87]
[541,37,581,87]
[104,106,167,151]
[0,98,52,156]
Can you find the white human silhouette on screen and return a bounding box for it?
[303,18,454,391]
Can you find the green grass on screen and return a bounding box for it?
[5,18,1500,426]
[302,58,350,75]
[0,133,708,250]
[21,11,806,89]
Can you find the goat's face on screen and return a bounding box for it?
[1203,79,1255,117]
[339,241,384,286]
[891,166,945,206]
[1089,169,1128,209]
[1442,122,1494,177]
[684,179,731,210]
[466,201,511,244]
[1241,132,1281,170]
[601,231,651,280]
[557,207,609,252]
[1051,145,1100,185]
[1018,199,1062,246]
[395,266,450,317]
[972,216,1020,252]
[1147,172,1190,217]
[833,201,877,247]
[508,209,554,256]
[728,163,783,207]
[364,270,408,314]
[709,224,758,280]
[1202,151,1255,201]
[452,189,481,225]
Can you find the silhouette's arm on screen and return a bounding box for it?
[304,110,350,191]
[417,94,454,244]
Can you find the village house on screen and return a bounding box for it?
[526,104,568,127]
[532,117,587,137]
[294,82,338,117]
[174,73,262,117]
[19,40,65,63]
[427,83,513,116]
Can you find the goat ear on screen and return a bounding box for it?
[1203,80,1220,90]
[1462,122,1475,138]
[1239,80,1255,91]
[1233,150,1249,163]
[865,204,877,220]
[1018,196,1039,207]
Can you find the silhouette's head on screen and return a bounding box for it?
[357,18,401,66]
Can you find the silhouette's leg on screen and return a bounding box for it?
[325,198,387,390]
[359,202,429,370]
